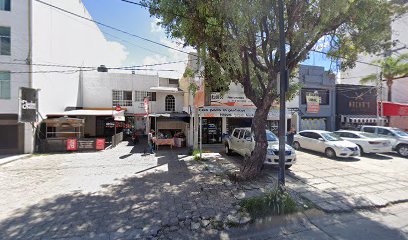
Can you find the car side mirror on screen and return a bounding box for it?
[318,138,324,141]
[245,137,252,142]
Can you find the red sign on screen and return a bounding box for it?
[96,138,105,150]
[66,138,77,151]
[306,96,320,113]
[381,101,408,116]
[115,106,121,111]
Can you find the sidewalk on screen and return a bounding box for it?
[0,154,30,166]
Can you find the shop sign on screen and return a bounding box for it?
[19,87,39,123]
[381,102,408,116]
[114,110,125,121]
[198,107,284,120]
[306,96,320,113]
[211,92,254,107]
[96,138,105,150]
[66,138,78,151]
[77,139,95,150]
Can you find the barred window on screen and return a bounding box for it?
[112,90,132,106]
[165,95,175,112]
[135,91,156,101]
[0,26,11,55]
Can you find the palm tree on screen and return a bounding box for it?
[360,53,408,101]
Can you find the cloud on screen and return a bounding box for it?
[150,18,164,33]
[139,36,196,79]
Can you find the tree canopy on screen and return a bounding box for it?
[144,0,405,179]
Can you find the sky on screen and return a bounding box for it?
[81,0,335,79]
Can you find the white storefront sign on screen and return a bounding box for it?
[198,106,289,120]
[210,92,255,107]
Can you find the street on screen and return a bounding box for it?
[0,142,408,239]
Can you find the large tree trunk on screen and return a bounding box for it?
[386,79,393,102]
[240,106,269,180]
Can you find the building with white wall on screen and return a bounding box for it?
[0,0,128,153]
[0,0,33,154]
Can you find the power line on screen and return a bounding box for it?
[35,0,194,56]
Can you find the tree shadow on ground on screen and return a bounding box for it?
[0,147,239,240]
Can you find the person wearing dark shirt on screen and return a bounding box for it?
[286,127,296,146]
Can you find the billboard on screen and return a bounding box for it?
[19,87,38,122]
[210,92,255,107]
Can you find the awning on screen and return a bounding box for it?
[47,109,125,117]
[148,112,190,122]
[340,115,388,124]
[150,86,183,93]
[381,101,408,116]
[43,117,85,127]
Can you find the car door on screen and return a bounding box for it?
[377,128,398,147]
[230,129,241,152]
[241,130,252,156]
[309,132,326,153]
[297,132,311,149]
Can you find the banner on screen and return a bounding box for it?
[197,106,289,120]
[381,102,408,116]
[210,92,255,107]
[113,110,125,121]
[306,95,320,113]
[66,138,78,151]
[19,87,38,122]
[193,81,205,108]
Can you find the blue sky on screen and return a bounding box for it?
[82,0,335,78]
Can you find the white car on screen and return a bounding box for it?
[225,128,296,168]
[293,130,360,158]
[334,130,392,154]
[360,126,408,157]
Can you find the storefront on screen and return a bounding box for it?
[148,112,190,148]
[197,106,290,144]
[336,84,379,130]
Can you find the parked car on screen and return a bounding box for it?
[293,130,360,158]
[360,126,408,157]
[334,130,392,154]
[224,128,296,168]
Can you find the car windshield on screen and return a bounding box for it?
[321,132,342,141]
[266,131,278,141]
[392,129,408,137]
[359,132,380,138]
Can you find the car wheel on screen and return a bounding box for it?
[397,144,408,157]
[293,141,301,150]
[325,148,336,159]
[225,144,231,155]
[357,145,365,155]
[285,165,292,169]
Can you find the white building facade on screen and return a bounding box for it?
[0,0,33,154]
[0,0,128,153]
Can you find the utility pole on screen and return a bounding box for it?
[278,0,287,190]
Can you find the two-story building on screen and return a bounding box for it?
[47,70,188,141]
[293,65,337,131]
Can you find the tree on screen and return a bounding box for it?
[360,54,408,102]
[145,0,403,180]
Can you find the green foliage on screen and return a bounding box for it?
[240,189,298,218]
[192,149,201,160]
[360,54,408,84]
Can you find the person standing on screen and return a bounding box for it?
[286,127,296,146]
[148,130,155,154]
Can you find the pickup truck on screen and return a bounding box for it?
[224,127,296,168]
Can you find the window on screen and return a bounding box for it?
[309,132,322,140]
[362,127,376,133]
[134,91,156,101]
[168,79,179,85]
[238,130,246,139]
[243,130,251,140]
[0,27,11,55]
[378,128,394,136]
[233,129,240,138]
[165,95,175,112]
[112,90,132,106]
[0,71,10,99]
[301,89,330,105]
[0,0,10,11]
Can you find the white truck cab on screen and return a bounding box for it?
[224,128,296,168]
